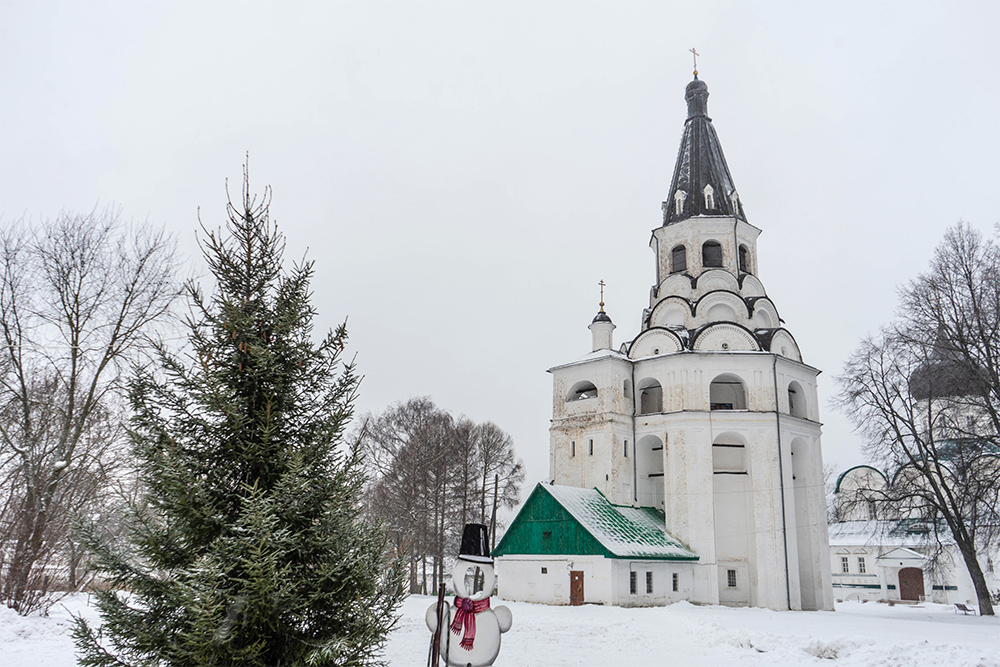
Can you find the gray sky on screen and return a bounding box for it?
[2,0,999,493]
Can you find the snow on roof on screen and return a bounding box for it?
[543,484,697,560]
[547,348,630,372]
[827,521,950,548]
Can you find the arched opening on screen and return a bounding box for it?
[702,241,723,268]
[567,380,598,402]
[637,434,664,509]
[787,381,806,418]
[712,432,753,606]
[637,379,662,414]
[710,374,746,410]
[623,379,632,400]
[671,245,687,273]
[739,245,750,273]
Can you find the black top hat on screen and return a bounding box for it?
[458,523,493,564]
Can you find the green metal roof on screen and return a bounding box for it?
[493,483,697,561]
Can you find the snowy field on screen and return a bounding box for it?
[3,593,999,666]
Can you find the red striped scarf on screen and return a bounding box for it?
[450,596,491,650]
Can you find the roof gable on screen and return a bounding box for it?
[493,483,697,561]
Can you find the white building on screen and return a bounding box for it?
[495,74,834,611]
[830,466,1000,605]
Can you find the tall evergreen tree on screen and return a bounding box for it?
[73,170,405,666]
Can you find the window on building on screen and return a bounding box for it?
[841,556,850,573]
[624,440,629,457]
[589,439,594,456]
[672,572,679,592]
[630,571,638,595]
[857,557,866,574]
[726,569,737,589]
[671,245,687,273]
[674,189,686,215]
[541,567,548,574]
[567,381,598,401]
[739,244,750,273]
[703,184,715,210]
[646,571,654,594]
[571,441,575,457]
[702,241,723,268]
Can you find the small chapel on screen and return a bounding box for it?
[493,70,835,611]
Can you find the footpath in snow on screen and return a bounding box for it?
[3,593,998,666]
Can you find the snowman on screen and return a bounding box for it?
[426,524,512,667]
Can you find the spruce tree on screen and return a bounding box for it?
[73,171,404,666]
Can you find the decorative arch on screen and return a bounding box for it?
[834,465,889,494]
[695,269,740,294]
[648,296,693,329]
[566,380,598,402]
[749,297,780,329]
[691,323,760,352]
[766,329,802,362]
[738,274,766,298]
[709,373,747,410]
[694,290,751,324]
[628,328,684,359]
[657,274,694,299]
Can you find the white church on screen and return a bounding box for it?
[493,73,834,611]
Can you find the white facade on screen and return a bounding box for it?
[541,75,834,611]
[498,555,695,607]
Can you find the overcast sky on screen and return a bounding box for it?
[2,0,999,495]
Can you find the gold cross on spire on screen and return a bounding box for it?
[690,47,699,76]
[598,279,606,312]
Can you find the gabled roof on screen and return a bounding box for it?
[663,76,746,225]
[493,483,697,561]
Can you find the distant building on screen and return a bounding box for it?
[494,73,833,611]
[830,465,999,605]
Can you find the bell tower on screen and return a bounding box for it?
[547,70,834,611]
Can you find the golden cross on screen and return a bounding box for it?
[598,279,606,311]
[690,47,699,76]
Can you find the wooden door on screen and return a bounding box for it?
[899,567,924,601]
[570,571,584,606]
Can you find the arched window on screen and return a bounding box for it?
[674,190,686,215]
[671,245,687,273]
[703,184,715,210]
[567,381,598,402]
[787,381,806,418]
[637,379,662,415]
[738,245,750,273]
[710,374,747,410]
[702,241,723,268]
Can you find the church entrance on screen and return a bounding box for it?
[899,567,924,601]
[570,571,584,605]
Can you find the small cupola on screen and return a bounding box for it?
[588,281,616,351]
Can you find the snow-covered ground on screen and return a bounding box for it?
[3,593,998,666]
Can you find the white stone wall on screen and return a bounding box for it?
[495,555,696,607]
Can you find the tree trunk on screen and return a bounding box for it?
[955,537,995,615]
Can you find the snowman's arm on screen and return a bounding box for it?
[494,605,512,633]
[425,602,450,633]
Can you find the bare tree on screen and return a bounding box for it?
[0,208,179,613]
[837,222,1000,615]
[359,399,523,594]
